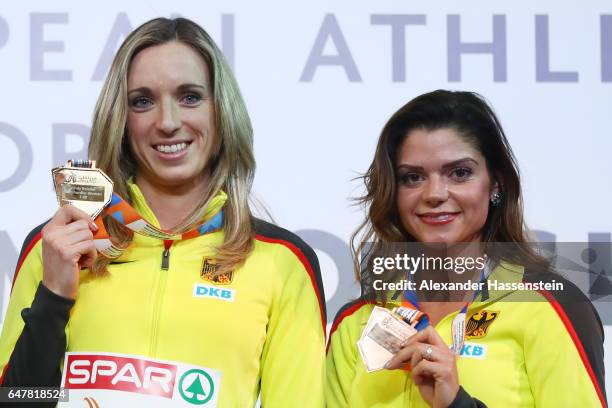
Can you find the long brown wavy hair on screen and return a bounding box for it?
[352,90,549,287]
[89,17,255,276]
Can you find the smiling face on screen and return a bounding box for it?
[395,128,498,244]
[126,41,216,190]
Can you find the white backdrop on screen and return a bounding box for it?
[1,0,611,396]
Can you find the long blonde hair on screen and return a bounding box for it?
[89,17,255,276]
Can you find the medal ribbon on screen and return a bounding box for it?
[92,192,224,258]
[55,161,224,259]
[399,263,492,355]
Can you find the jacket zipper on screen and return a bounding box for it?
[149,240,173,356]
[161,243,171,270]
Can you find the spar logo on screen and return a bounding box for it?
[64,354,177,398]
[178,369,215,405]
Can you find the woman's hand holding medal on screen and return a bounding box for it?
[41,205,99,300]
[385,326,460,408]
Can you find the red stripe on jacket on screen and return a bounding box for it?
[255,235,326,336]
[326,301,369,354]
[539,289,607,408]
[11,231,42,292]
[2,231,42,385]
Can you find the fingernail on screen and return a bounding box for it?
[90,221,99,231]
[384,361,390,369]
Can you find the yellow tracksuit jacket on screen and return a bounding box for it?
[0,183,326,407]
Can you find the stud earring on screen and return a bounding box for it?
[490,192,502,207]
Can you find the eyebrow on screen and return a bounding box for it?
[396,157,479,172]
[127,83,208,95]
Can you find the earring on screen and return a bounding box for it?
[490,192,502,207]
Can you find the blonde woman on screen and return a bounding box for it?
[0,18,325,407]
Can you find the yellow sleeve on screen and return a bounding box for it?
[523,296,606,407]
[259,247,326,407]
[0,229,45,378]
[325,301,366,408]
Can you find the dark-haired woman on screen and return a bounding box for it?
[326,90,605,407]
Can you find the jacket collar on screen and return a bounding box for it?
[126,179,227,229]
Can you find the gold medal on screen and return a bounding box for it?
[52,160,113,219]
